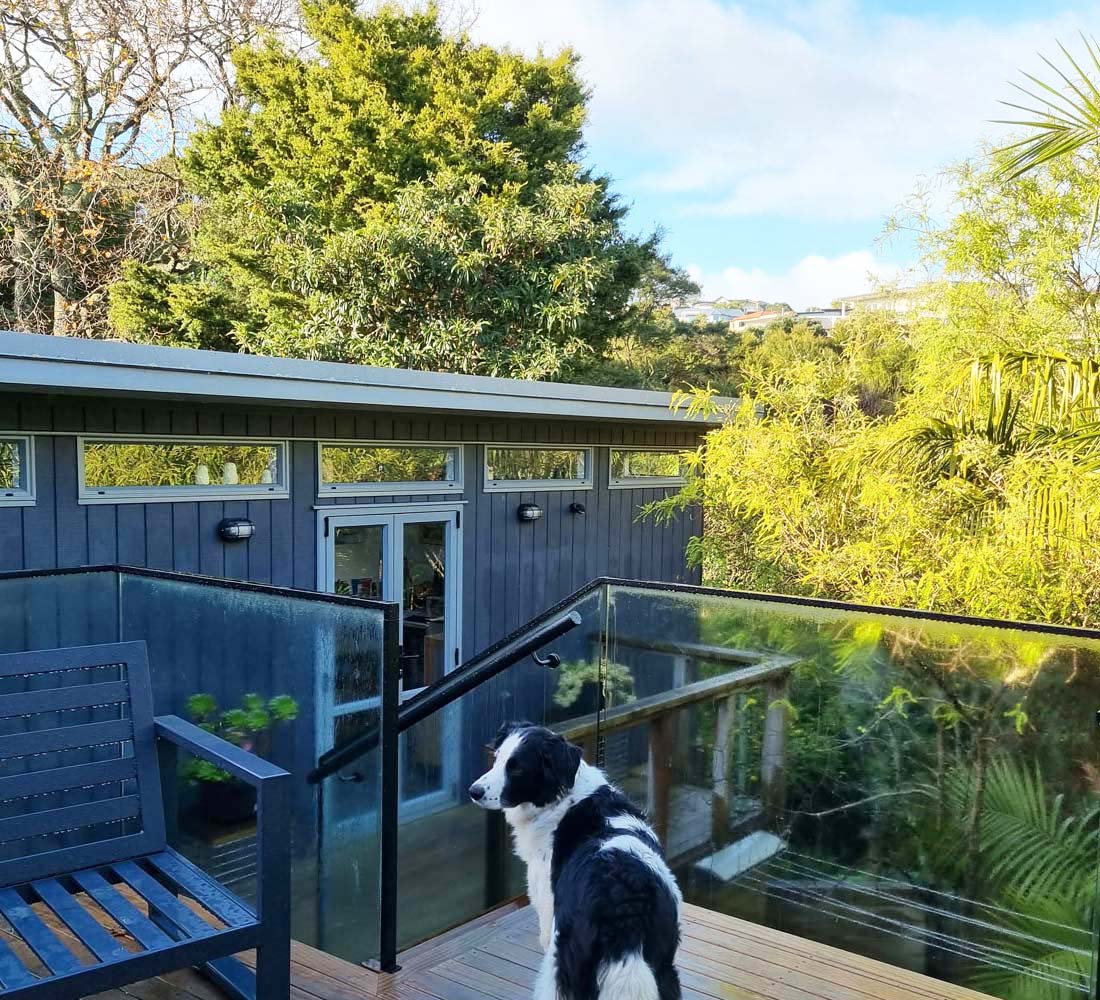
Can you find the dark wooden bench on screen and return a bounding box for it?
[0,641,291,999]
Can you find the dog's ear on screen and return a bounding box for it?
[493,720,533,750]
[541,733,583,792]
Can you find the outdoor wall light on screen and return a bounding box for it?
[218,517,255,542]
[569,502,586,516]
[517,503,543,522]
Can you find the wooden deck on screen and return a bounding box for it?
[87,901,997,1000]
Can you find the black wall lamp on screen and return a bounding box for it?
[569,502,586,516]
[218,517,255,542]
[517,503,543,522]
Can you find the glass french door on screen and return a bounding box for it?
[319,506,461,811]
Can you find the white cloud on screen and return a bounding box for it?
[468,0,1090,223]
[688,250,903,310]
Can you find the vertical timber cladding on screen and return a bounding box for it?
[0,395,703,659]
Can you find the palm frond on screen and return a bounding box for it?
[967,894,1093,1000]
[940,757,1100,905]
[995,35,1100,180]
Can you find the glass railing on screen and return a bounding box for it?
[392,583,608,954]
[5,566,1097,1000]
[356,577,1100,996]
[0,566,397,961]
[602,582,1100,1000]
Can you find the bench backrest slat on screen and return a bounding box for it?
[0,642,165,886]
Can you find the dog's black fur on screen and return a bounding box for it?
[551,785,682,999]
[490,720,583,808]
[475,722,682,999]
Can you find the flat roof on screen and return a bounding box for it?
[0,331,729,426]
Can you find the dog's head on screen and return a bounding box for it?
[468,722,583,811]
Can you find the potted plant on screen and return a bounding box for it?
[553,659,636,712]
[183,693,298,826]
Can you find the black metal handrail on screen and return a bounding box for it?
[307,610,583,784]
[309,602,584,974]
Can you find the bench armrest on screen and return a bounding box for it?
[154,715,290,786]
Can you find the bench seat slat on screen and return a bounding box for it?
[70,869,173,951]
[0,757,137,804]
[0,682,130,720]
[0,888,84,976]
[0,934,36,989]
[0,795,140,844]
[31,878,131,963]
[146,850,256,928]
[0,720,133,761]
[0,648,129,680]
[112,862,216,940]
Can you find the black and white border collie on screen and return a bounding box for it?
[469,722,682,1000]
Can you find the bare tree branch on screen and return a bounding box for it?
[0,0,301,335]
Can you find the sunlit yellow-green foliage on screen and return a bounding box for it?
[0,441,21,490]
[83,442,279,489]
[655,151,1100,627]
[485,447,586,481]
[320,445,454,485]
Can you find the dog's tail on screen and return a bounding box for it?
[598,953,669,1000]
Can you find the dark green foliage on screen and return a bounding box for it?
[109,262,241,351]
[183,692,298,783]
[110,2,658,379]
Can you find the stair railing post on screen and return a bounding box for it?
[371,608,402,974]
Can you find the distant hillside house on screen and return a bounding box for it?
[673,300,744,325]
[728,308,794,332]
[795,308,844,330]
[837,289,919,315]
[836,286,947,321]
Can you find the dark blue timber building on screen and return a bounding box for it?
[0,329,713,696]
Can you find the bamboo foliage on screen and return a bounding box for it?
[971,353,1100,430]
[886,352,1100,542]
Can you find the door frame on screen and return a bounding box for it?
[315,501,464,816]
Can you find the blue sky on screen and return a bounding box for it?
[470,0,1095,307]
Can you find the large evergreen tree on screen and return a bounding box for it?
[111,2,656,378]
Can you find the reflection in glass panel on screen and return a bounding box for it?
[400,521,446,692]
[395,586,609,952]
[603,584,1100,1000]
[82,440,282,492]
[610,449,684,480]
[320,444,458,488]
[0,439,25,491]
[485,446,589,484]
[317,708,380,959]
[333,525,384,600]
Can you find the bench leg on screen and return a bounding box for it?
[256,770,292,999]
[203,955,256,999]
[201,948,289,1000]
[255,933,291,998]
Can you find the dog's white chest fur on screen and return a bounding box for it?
[505,761,608,950]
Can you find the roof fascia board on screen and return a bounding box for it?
[0,331,727,425]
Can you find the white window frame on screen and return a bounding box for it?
[0,435,35,507]
[316,440,464,497]
[608,447,686,489]
[77,435,290,505]
[483,444,594,493]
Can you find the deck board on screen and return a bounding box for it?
[397,904,996,1000]
[3,897,997,999]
